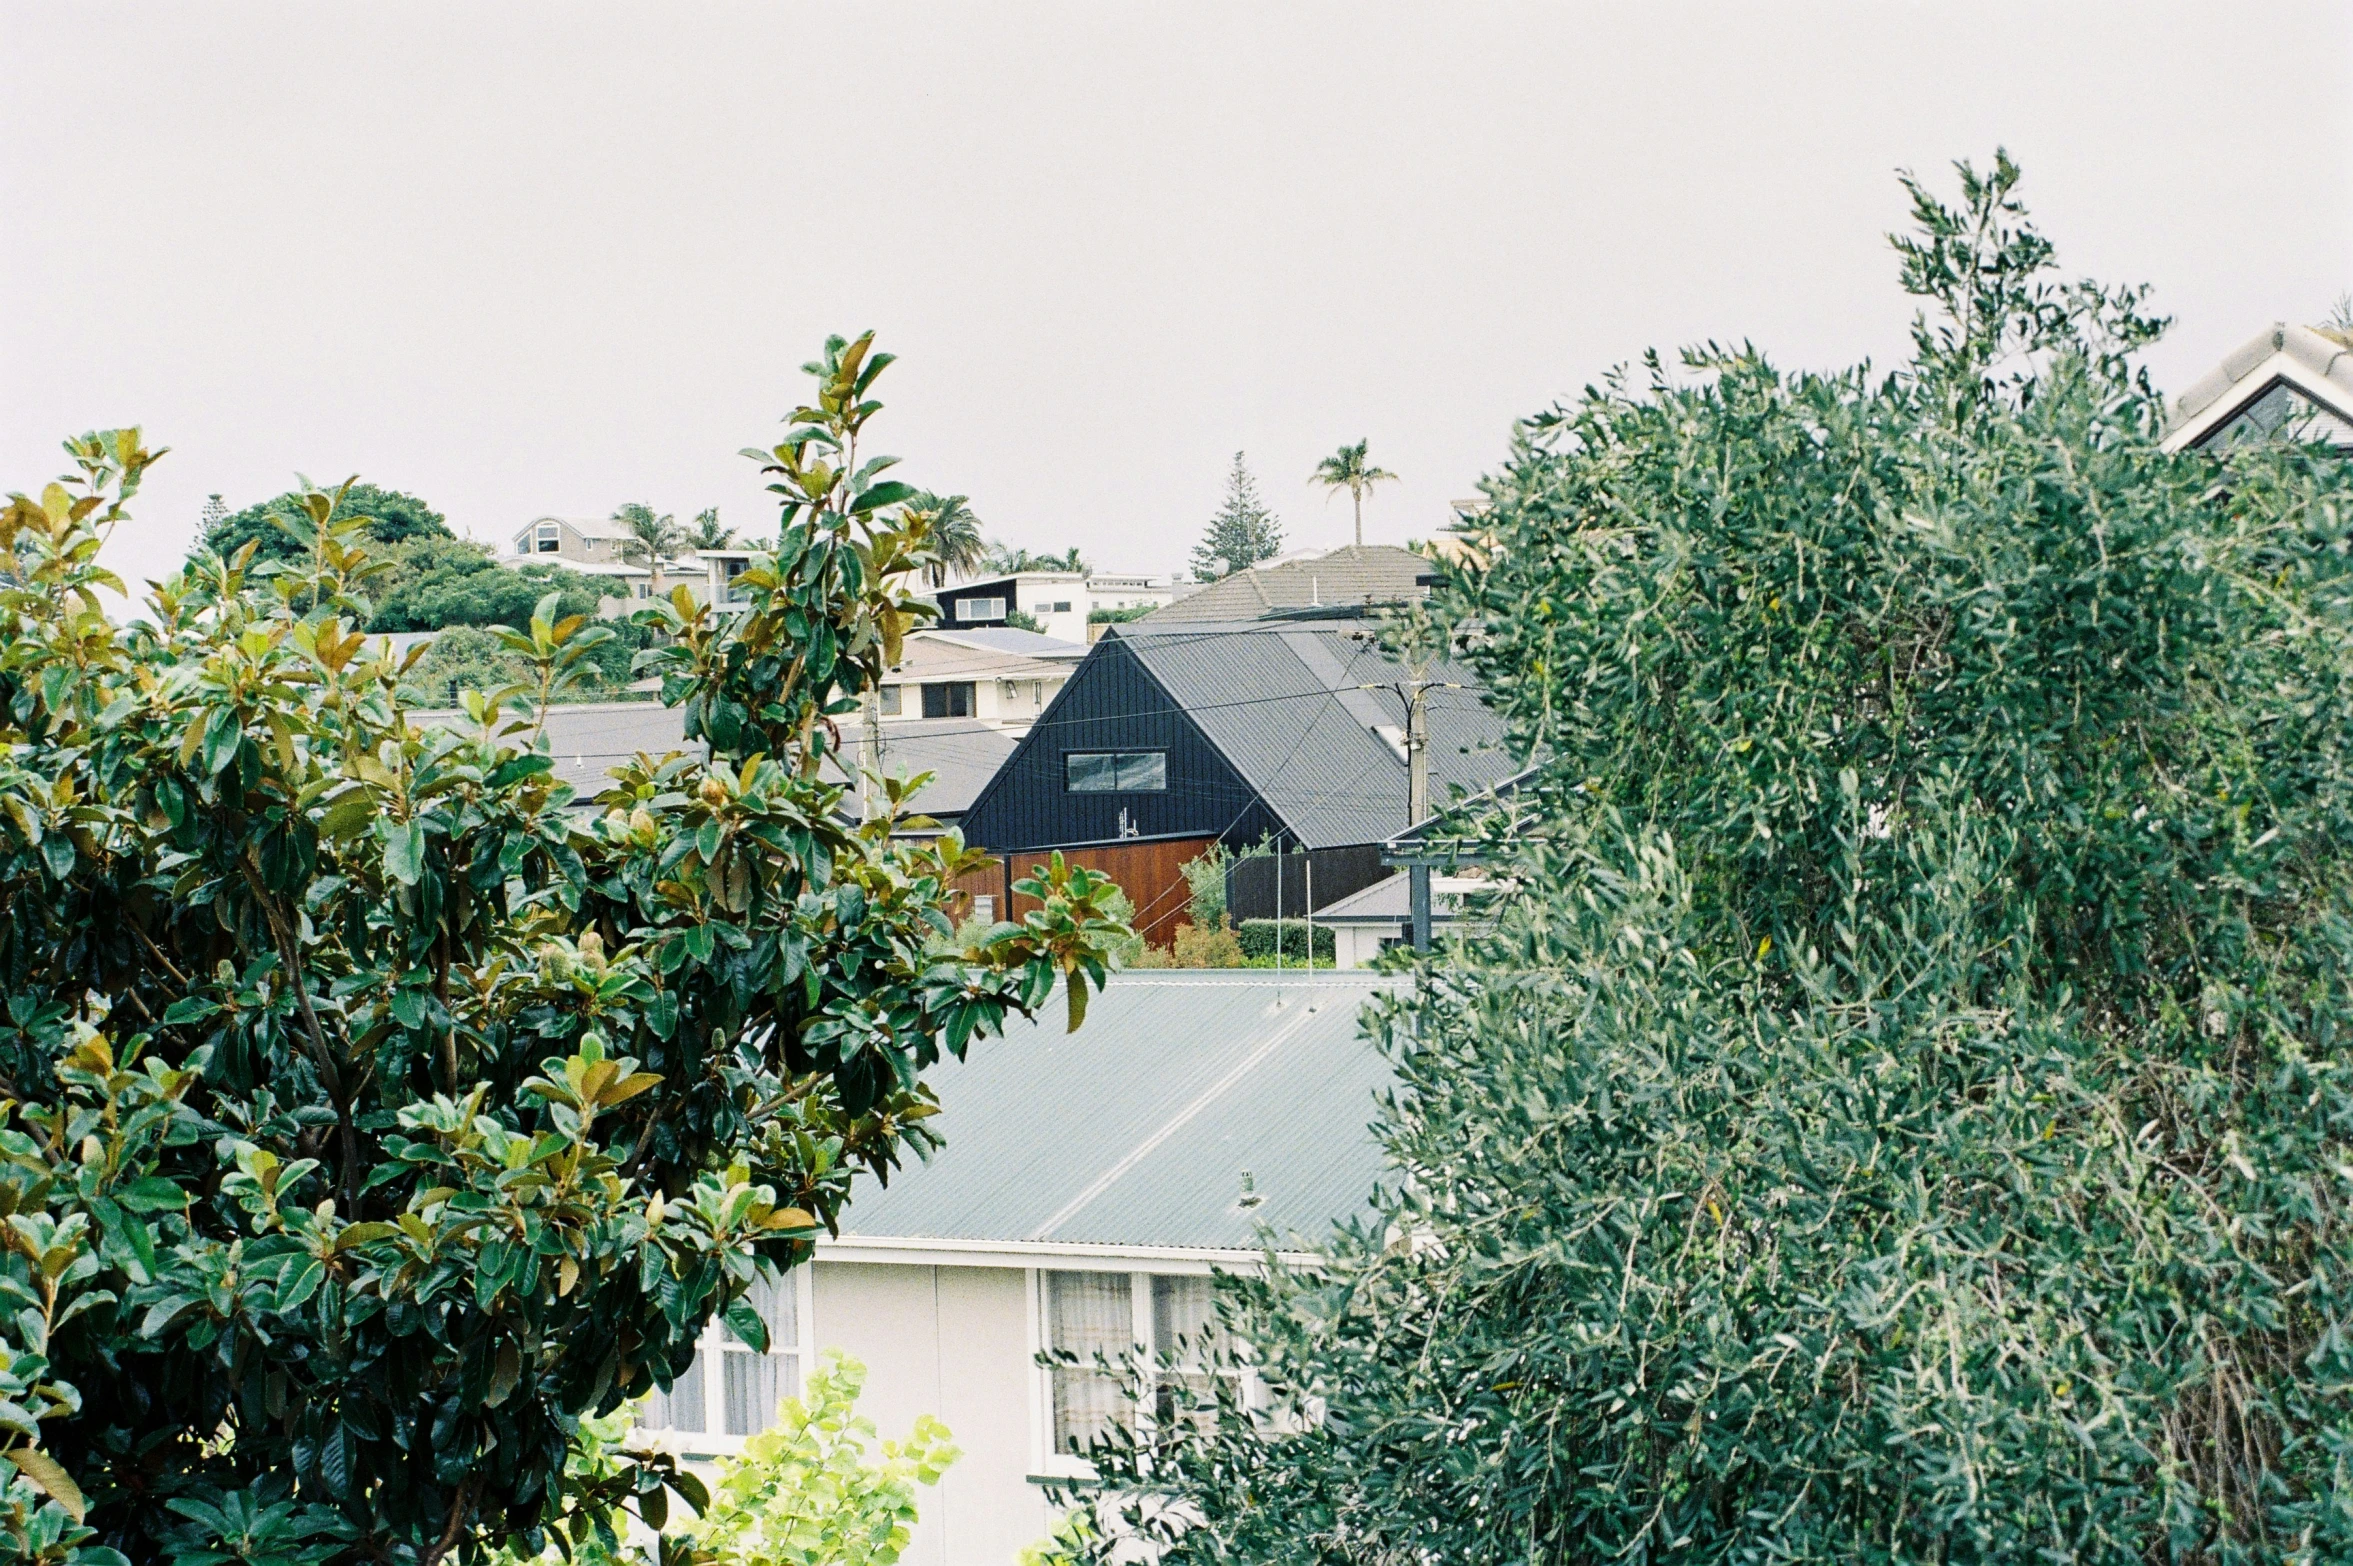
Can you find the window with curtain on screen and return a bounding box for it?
[1047,1271,1135,1456]
[1152,1275,1221,1431]
[639,1270,802,1444]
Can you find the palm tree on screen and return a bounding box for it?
[980,541,1088,575]
[612,502,686,597]
[686,507,734,551]
[1310,439,1399,548]
[906,492,988,587]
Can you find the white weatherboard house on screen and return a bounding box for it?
[634,971,1398,1566]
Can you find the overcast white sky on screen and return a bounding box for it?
[5,2,2348,596]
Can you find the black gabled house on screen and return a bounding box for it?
[957,613,1520,940]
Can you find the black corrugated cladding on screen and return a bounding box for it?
[933,578,1014,628]
[959,636,1283,851]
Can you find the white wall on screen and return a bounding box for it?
[812,1261,1049,1566]
[1332,924,1389,970]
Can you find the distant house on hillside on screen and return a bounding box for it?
[502,516,699,611]
[956,607,1517,943]
[1143,543,1435,624]
[876,628,1087,736]
[933,571,1186,644]
[636,970,1400,1566]
[2163,322,2353,453]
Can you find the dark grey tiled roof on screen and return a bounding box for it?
[837,972,1399,1251]
[418,705,1015,818]
[1144,545,1433,625]
[1109,621,1518,851]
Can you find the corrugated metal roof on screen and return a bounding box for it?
[838,972,1399,1252]
[1109,621,1516,851]
[1312,874,1464,924]
[1143,545,1432,625]
[921,627,1090,661]
[417,705,1014,817]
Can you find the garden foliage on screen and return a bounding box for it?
[1071,155,2353,1562]
[0,332,1128,1566]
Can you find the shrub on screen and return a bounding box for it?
[1232,919,1333,964]
[1167,918,1245,969]
[691,1352,956,1566]
[1174,846,1229,929]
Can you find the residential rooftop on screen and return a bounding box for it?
[835,970,1399,1253]
[1142,544,1435,625]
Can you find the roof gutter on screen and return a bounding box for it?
[818,1233,1315,1272]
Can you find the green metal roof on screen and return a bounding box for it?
[837,971,1400,1253]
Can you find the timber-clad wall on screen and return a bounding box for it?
[944,836,1215,948]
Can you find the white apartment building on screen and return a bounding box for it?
[933,571,1188,645]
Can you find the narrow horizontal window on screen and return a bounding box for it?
[955,597,1005,621]
[1066,751,1167,793]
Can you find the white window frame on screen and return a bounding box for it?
[634,1265,817,1461]
[535,522,561,554]
[1027,1264,1242,1481]
[955,596,1005,621]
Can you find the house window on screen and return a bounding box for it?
[722,558,750,603]
[1038,1270,1237,1465]
[536,523,560,554]
[921,681,975,719]
[877,685,902,716]
[1065,751,1167,792]
[1045,1271,1136,1456]
[1049,601,1072,614]
[639,1270,808,1451]
[955,597,1005,621]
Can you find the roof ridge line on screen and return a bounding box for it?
[1025,991,1339,1241]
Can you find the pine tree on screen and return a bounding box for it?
[1190,452,1283,580]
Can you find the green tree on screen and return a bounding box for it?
[1074,155,2353,1562]
[365,537,622,634]
[1188,454,1281,581]
[0,333,1128,1566]
[1308,439,1395,548]
[685,510,733,552]
[199,482,450,564]
[612,504,685,598]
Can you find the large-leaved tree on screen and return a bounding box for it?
[0,332,1127,1566]
[1070,155,2353,1563]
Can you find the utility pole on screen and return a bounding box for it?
[1407,679,1432,952]
[859,686,883,823]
